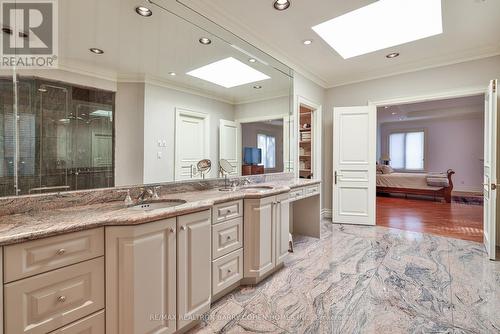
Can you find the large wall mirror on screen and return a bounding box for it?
[0,0,294,197]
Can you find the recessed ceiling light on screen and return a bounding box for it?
[303,39,313,45]
[253,85,262,89]
[187,57,271,88]
[135,6,152,17]
[391,112,397,115]
[274,0,291,11]
[89,48,104,55]
[199,37,212,45]
[248,58,257,63]
[312,0,442,59]
[1,27,12,35]
[386,52,400,59]
[168,72,176,76]
[38,87,47,93]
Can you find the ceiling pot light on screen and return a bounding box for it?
[274,0,291,11]
[168,72,176,76]
[89,48,104,54]
[253,85,262,89]
[386,52,400,58]
[303,39,313,45]
[38,87,47,93]
[199,37,212,45]
[248,58,257,63]
[1,27,12,35]
[135,6,152,17]
[312,0,442,59]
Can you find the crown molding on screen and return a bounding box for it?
[328,48,500,89]
[175,0,329,88]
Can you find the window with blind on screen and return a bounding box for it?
[257,133,276,169]
[389,131,425,170]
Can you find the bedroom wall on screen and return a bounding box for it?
[322,55,500,211]
[379,113,484,193]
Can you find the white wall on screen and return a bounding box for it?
[323,55,500,210]
[234,96,290,120]
[115,82,145,186]
[379,114,484,192]
[143,83,235,184]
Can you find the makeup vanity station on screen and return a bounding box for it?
[289,182,322,238]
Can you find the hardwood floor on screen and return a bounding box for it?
[376,196,483,242]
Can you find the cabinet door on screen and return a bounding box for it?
[177,210,211,330]
[275,193,291,266]
[106,219,176,334]
[243,196,275,279]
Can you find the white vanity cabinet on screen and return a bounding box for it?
[105,210,211,334]
[177,210,212,329]
[105,218,177,334]
[243,193,290,284]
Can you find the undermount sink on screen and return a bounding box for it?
[128,199,187,211]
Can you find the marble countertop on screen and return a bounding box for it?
[0,179,320,246]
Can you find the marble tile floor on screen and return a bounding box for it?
[189,220,500,334]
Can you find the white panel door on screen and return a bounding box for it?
[484,79,498,260]
[219,119,241,176]
[175,108,209,180]
[333,106,376,225]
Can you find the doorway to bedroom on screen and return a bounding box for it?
[375,95,485,242]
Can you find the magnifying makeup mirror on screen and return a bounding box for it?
[196,159,212,179]
[219,159,235,191]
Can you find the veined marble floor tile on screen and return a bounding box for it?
[448,239,500,333]
[191,220,498,334]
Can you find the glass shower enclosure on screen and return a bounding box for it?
[0,75,115,197]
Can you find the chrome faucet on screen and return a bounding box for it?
[240,178,251,186]
[136,186,154,204]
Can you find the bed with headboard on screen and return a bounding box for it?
[376,165,455,203]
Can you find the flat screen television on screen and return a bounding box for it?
[243,147,262,165]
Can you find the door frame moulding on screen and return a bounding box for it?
[296,95,322,181]
[366,85,488,225]
[174,107,210,180]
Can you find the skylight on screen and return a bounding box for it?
[312,0,443,59]
[186,57,270,88]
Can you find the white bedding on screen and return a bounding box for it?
[376,173,442,190]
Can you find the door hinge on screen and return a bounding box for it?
[334,171,337,185]
[493,80,497,93]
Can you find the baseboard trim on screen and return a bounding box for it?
[321,208,332,219]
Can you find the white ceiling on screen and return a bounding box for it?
[7,0,293,104]
[178,0,500,88]
[377,94,484,123]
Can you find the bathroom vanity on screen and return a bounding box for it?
[0,178,320,334]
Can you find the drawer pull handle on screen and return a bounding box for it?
[227,269,232,273]
[57,295,67,303]
[169,227,175,234]
[226,236,231,240]
[226,209,231,215]
[181,226,187,231]
[56,248,66,255]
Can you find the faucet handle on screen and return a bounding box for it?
[153,186,161,200]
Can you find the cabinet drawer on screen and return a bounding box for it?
[212,200,243,224]
[48,310,104,334]
[212,218,243,259]
[212,249,243,295]
[4,228,104,283]
[289,188,304,200]
[304,185,320,197]
[5,257,105,334]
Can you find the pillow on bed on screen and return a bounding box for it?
[380,165,394,174]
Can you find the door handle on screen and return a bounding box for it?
[483,183,498,190]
